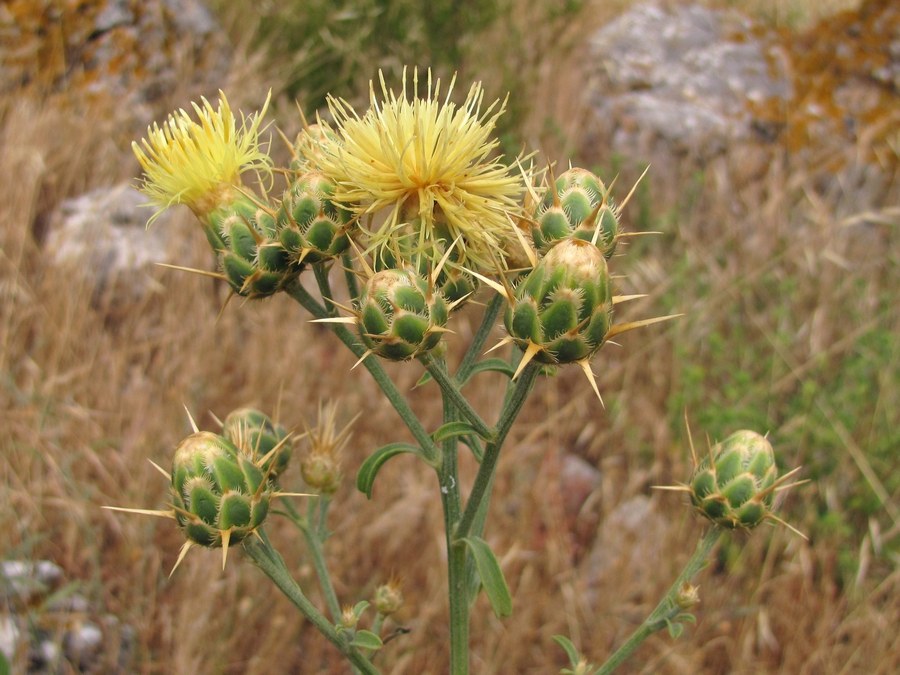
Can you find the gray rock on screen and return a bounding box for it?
[44,183,186,308]
[589,2,790,161]
[0,560,135,673]
[0,560,64,601]
[581,495,669,604]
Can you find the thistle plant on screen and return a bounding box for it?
[108,70,806,673]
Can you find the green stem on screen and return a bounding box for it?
[436,378,469,675]
[341,252,360,300]
[420,354,493,440]
[285,281,440,466]
[595,529,723,675]
[279,497,342,622]
[455,292,505,383]
[455,362,540,542]
[312,263,334,306]
[243,534,380,674]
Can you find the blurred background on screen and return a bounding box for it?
[1,0,897,672]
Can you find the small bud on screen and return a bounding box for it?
[299,402,355,495]
[211,199,297,298]
[373,581,404,616]
[533,168,620,258]
[275,172,351,264]
[340,606,360,630]
[300,453,342,495]
[675,583,700,610]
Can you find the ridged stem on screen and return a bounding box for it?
[420,354,493,440]
[243,533,379,674]
[595,529,723,675]
[278,497,342,622]
[435,371,469,675]
[455,292,505,383]
[455,362,540,542]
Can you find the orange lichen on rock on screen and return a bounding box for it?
[0,0,227,105]
[752,0,899,167]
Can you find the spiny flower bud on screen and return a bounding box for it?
[276,172,351,264]
[374,234,479,307]
[357,268,450,361]
[533,167,619,258]
[171,431,271,549]
[504,238,612,365]
[300,453,342,495]
[221,408,293,482]
[210,199,295,298]
[689,430,779,530]
[299,401,354,495]
[373,581,404,616]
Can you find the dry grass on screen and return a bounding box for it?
[2,0,898,673]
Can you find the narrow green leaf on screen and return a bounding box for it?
[461,536,512,618]
[356,443,421,498]
[552,635,582,667]
[350,629,384,650]
[413,370,433,388]
[433,420,480,442]
[460,358,516,385]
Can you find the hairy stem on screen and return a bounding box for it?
[455,362,540,542]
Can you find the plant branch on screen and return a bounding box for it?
[420,353,493,440]
[243,533,380,674]
[455,362,540,542]
[595,528,723,675]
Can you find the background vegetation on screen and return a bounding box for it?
[2,0,897,672]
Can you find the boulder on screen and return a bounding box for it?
[44,183,189,309]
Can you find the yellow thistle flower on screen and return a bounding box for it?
[132,91,272,220]
[316,68,524,271]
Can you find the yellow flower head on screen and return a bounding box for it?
[132,91,272,220]
[316,68,524,271]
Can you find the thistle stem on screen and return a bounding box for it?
[279,497,342,622]
[455,362,540,542]
[436,377,469,675]
[420,354,493,440]
[243,534,379,674]
[595,529,723,675]
[455,292,505,383]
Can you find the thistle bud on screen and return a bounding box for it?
[300,452,342,495]
[374,234,478,307]
[276,172,351,264]
[689,430,779,530]
[170,431,271,548]
[221,408,292,481]
[504,238,612,364]
[675,583,700,610]
[210,199,295,298]
[533,168,619,258]
[373,581,404,616]
[357,268,449,360]
[291,124,336,173]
